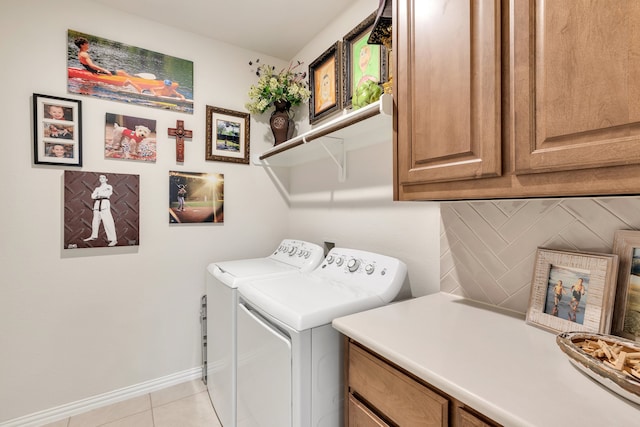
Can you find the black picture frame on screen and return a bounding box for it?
[309,41,342,124]
[33,93,82,166]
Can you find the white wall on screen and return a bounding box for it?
[0,0,441,422]
[0,0,290,421]
[283,0,442,298]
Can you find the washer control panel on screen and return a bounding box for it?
[269,239,325,271]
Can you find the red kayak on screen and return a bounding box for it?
[68,67,178,91]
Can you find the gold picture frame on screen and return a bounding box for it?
[526,248,618,334]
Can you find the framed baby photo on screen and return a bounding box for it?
[205,105,250,164]
[525,248,618,334]
[33,93,82,166]
[612,230,640,341]
[341,11,388,109]
[309,41,342,125]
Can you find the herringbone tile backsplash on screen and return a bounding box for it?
[440,197,640,314]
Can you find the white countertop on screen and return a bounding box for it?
[332,293,640,426]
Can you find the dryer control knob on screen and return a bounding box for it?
[365,264,375,275]
[347,259,360,272]
[326,255,335,264]
[289,247,297,256]
[336,257,345,266]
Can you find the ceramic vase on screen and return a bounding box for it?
[269,100,293,146]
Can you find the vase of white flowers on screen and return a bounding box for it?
[246,60,311,145]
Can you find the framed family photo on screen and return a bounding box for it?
[33,93,82,166]
[526,248,618,334]
[309,41,342,124]
[612,230,640,341]
[205,106,250,164]
[342,11,388,109]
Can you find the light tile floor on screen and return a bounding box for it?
[41,380,221,427]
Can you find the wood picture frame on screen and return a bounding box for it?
[612,230,640,341]
[309,41,342,124]
[341,11,388,109]
[205,105,250,164]
[526,248,618,334]
[33,93,82,166]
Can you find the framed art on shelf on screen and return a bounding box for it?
[33,93,82,166]
[309,41,342,124]
[341,11,388,109]
[525,248,618,334]
[612,230,640,341]
[205,106,250,164]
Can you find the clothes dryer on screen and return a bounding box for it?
[236,248,407,427]
[205,239,324,427]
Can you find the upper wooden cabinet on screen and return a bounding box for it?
[513,1,640,174]
[395,0,501,184]
[395,0,640,200]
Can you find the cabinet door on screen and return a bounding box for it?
[513,0,640,174]
[395,0,501,185]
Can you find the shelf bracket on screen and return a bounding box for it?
[318,136,346,182]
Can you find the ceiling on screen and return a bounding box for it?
[89,0,350,60]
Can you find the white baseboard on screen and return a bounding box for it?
[0,367,203,427]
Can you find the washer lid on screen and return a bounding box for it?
[238,274,386,331]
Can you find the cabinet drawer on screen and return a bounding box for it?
[457,407,494,427]
[349,344,448,426]
[348,394,390,427]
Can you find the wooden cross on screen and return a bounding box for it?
[168,120,193,162]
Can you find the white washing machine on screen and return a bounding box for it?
[205,239,324,427]
[236,248,407,427]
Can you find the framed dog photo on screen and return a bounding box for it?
[309,41,342,124]
[205,105,250,164]
[526,248,618,334]
[33,93,82,166]
[341,11,388,109]
[105,113,157,161]
[612,230,640,341]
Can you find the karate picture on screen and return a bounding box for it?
[64,171,140,249]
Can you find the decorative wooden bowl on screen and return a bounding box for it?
[556,331,640,405]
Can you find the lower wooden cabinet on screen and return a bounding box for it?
[346,339,500,427]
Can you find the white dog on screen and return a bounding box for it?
[112,123,151,158]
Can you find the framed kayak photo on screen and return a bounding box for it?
[67,30,194,114]
[33,93,82,167]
